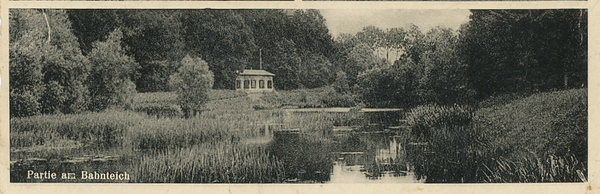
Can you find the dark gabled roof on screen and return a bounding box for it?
[239,69,275,76]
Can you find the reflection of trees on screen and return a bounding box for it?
[355,133,410,178]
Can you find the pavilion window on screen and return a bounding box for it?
[236,80,241,89]
[251,80,256,88]
[267,80,272,89]
[259,80,265,88]
[244,80,249,89]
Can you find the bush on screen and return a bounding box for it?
[10,90,41,118]
[168,55,214,118]
[10,9,91,117]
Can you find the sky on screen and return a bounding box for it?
[320,9,472,38]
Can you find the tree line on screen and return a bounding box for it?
[347,9,587,108]
[9,9,587,117]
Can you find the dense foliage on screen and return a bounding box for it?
[10,9,90,117]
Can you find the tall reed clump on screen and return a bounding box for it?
[11,110,146,148]
[406,104,481,182]
[132,142,285,183]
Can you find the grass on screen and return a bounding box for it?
[405,88,587,182]
[10,110,145,149]
[133,89,247,105]
[474,88,587,182]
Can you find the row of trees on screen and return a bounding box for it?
[10,9,588,117]
[10,9,214,117]
[10,9,137,117]
[349,9,587,108]
[66,9,336,91]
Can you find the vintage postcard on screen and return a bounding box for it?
[0,1,596,194]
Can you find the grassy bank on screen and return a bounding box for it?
[475,89,587,182]
[406,88,587,182]
[261,86,357,108]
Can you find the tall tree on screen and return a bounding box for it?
[117,10,187,92]
[460,10,587,99]
[67,9,120,56]
[10,9,90,117]
[181,10,256,90]
[287,10,335,58]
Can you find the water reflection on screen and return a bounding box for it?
[269,110,425,183]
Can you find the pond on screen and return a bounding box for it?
[267,109,425,183]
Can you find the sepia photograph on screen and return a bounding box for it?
[8,8,587,185]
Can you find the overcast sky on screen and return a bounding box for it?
[320,9,472,38]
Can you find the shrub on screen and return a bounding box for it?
[168,55,214,118]
[10,89,41,118]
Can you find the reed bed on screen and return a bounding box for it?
[132,143,285,183]
[11,110,146,148]
[126,115,265,151]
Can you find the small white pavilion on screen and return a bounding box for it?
[235,70,275,92]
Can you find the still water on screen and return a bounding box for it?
[268,110,425,183]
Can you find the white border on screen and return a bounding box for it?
[0,1,597,194]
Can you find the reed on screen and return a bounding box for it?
[10,110,145,148]
[482,154,587,183]
[132,142,285,183]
